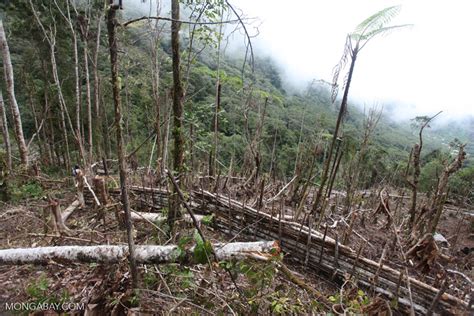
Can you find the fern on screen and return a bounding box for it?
[331,5,412,101]
[354,5,401,37]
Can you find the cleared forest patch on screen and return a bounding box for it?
[1,173,471,315]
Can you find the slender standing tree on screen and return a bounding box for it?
[77,5,94,166]
[106,3,138,288]
[0,90,12,171]
[168,0,184,234]
[428,144,466,233]
[149,1,163,177]
[209,6,225,178]
[0,20,28,167]
[54,0,87,166]
[30,0,75,169]
[407,111,442,227]
[92,11,103,158]
[311,6,411,216]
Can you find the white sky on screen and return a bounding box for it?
[229,0,474,120]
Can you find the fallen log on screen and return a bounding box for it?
[90,184,469,314]
[61,200,81,222]
[194,189,468,315]
[129,211,204,225]
[0,241,279,265]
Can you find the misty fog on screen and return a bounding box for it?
[122,0,474,129]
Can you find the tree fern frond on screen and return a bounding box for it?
[331,35,351,103]
[358,24,413,41]
[354,5,401,38]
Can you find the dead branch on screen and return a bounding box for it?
[275,261,330,307]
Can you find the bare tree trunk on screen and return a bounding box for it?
[269,128,278,179]
[149,8,163,178]
[30,2,73,169]
[169,0,185,235]
[107,4,138,288]
[312,50,358,215]
[428,146,466,233]
[45,90,60,166]
[254,97,268,182]
[123,64,131,142]
[151,44,162,177]
[408,111,441,228]
[162,93,171,175]
[40,61,54,165]
[0,20,28,166]
[101,90,111,159]
[0,241,278,265]
[130,211,204,225]
[77,6,94,166]
[53,0,86,167]
[409,143,421,225]
[92,13,102,157]
[44,197,70,235]
[24,75,46,163]
[209,83,221,177]
[0,90,12,171]
[83,41,93,166]
[93,175,109,205]
[210,10,224,177]
[75,168,85,207]
[342,107,381,213]
[73,29,82,162]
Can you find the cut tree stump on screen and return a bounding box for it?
[0,241,279,265]
[43,197,71,235]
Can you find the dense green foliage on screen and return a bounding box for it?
[0,0,471,197]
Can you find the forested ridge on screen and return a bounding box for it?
[1,1,472,188]
[0,1,472,315]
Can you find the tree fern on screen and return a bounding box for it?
[313,5,411,215]
[332,5,412,101]
[354,5,402,38]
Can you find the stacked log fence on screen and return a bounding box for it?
[85,185,468,314]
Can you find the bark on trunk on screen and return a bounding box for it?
[77,7,93,165]
[43,197,70,235]
[93,13,102,156]
[0,20,28,166]
[428,146,466,233]
[169,0,185,234]
[41,83,53,164]
[48,36,72,167]
[0,241,279,265]
[151,42,162,177]
[25,80,45,163]
[312,50,358,215]
[75,169,85,207]
[93,176,109,205]
[84,44,93,166]
[106,4,138,288]
[0,90,12,170]
[130,211,204,225]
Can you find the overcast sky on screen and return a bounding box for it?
[227,0,474,121]
[127,0,474,121]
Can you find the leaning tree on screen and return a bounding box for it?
[312,6,411,217]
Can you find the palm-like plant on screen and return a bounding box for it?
[312,5,411,216]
